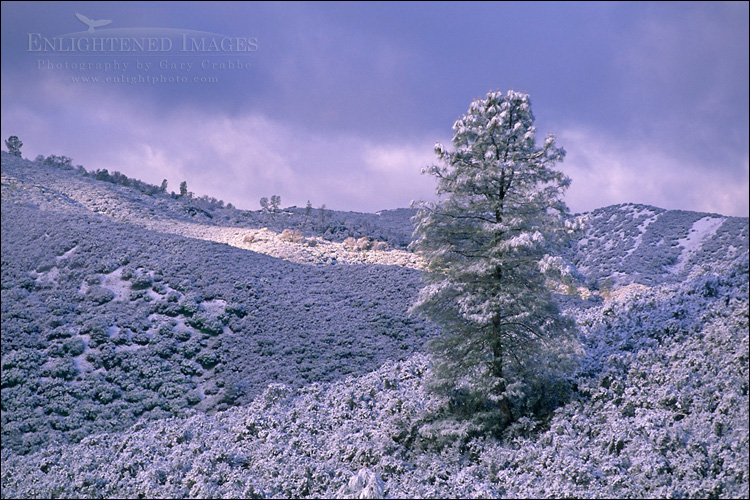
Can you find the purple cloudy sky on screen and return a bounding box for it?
[1,1,748,216]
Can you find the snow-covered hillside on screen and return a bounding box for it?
[1,153,437,453]
[1,152,748,498]
[570,203,749,288]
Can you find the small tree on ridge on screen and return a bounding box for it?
[5,136,22,157]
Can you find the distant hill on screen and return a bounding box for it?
[569,203,749,288]
[2,151,748,498]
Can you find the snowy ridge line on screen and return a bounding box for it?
[4,153,747,280]
[1,152,420,255]
[3,153,425,268]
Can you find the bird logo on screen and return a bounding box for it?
[75,13,112,32]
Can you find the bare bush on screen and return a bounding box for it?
[343,237,358,251]
[357,237,372,251]
[280,229,305,244]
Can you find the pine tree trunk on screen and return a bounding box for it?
[491,323,514,425]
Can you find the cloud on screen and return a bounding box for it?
[4,72,746,217]
[559,127,749,217]
[1,76,439,213]
[608,3,749,167]
[2,3,746,217]
[119,112,438,213]
[362,143,438,198]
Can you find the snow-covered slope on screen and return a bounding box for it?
[570,203,749,289]
[2,152,748,498]
[1,153,437,454]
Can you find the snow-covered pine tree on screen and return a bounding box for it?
[411,89,576,425]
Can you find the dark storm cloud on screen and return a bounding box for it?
[2,1,748,215]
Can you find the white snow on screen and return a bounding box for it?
[137,220,425,269]
[671,216,725,273]
[625,211,660,257]
[101,266,131,301]
[56,244,79,261]
[33,265,60,288]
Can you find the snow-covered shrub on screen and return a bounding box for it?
[195,349,220,368]
[185,390,202,405]
[132,332,151,345]
[336,469,386,499]
[44,358,79,380]
[152,339,178,359]
[86,285,115,304]
[1,368,26,388]
[178,338,203,359]
[179,293,202,316]
[280,228,305,244]
[187,313,224,335]
[63,337,86,357]
[85,275,102,285]
[44,155,76,170]
[82,320,111,348]
[120,266,136,281]
[174,329,193,342]
[130,271,153,290]
[152,299,182,317]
